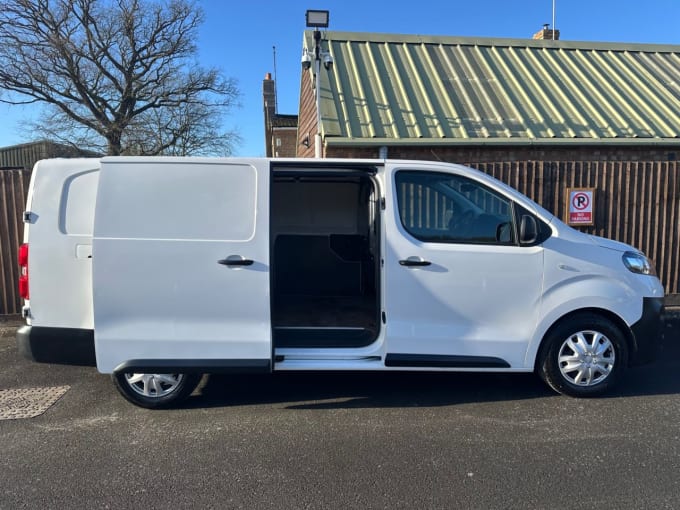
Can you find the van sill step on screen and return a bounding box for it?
[273,326,377,348]
[385,353,510,368]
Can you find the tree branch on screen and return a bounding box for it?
[0,0,240,155]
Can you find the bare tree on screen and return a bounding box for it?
[120,101,242,156]
[0,0,240,155]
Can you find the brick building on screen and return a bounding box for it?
[0,140,99,170]
[296,30,679,162]
[262,73,298,157]
[291,29,680,294]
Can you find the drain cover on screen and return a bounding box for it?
[0,386,70,420]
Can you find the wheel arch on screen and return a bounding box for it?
[532,307,635,372]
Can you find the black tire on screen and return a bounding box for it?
[112,372,202,409]
[537,314,628,397]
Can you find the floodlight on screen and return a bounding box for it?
[306,10,329,28]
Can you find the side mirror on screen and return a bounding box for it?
[520,215,538,244]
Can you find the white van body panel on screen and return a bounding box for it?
[92,158,271,373]
[524,220,665,366]
[18,157,664,386]
[383,161,544,368]
[23,159,99,329]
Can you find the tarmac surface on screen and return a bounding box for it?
[0,313,679,509]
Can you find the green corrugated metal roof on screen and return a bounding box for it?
[304,31,680,145]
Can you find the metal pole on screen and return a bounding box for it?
[552,0,556,40]
[314,30,322,158]
[272,46,278,113]
[315,56,322,158]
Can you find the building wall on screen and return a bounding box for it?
[297,70,319,158]
[263,74,276,157]
[0,141,99,171]
[324,144,678,163]
[263,74,299,158]
[271,127,298,158]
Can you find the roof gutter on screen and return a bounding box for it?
[324,137,680,147]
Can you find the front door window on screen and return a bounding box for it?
[395,171,515,245]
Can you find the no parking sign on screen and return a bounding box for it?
[567,188,595,226]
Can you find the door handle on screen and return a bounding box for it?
[218,257,254,267]
[399,258,431,267]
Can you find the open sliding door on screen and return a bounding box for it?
[93,158,271,373]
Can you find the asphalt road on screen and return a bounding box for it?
[1,316,679,509]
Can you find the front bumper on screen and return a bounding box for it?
[17,325,96,366]
[629,297,665,366]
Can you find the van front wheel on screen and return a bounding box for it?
[538,315,628,397]
[112,372,201,408]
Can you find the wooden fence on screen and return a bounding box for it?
[0,160,678,314]
[1,168,31,315]
[471,160,680,295]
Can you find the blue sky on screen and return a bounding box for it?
[0,0,678,156]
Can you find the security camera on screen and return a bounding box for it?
[301,50,312,70]
[323,53,334,71]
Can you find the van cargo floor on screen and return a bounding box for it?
[272,295,378,348]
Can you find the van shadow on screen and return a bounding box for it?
[183,320,680,410]
[186,371,554,410]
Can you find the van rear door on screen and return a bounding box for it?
[92,158,271,374]
[22,159,99,329]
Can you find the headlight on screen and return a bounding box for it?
[622,251,656,276]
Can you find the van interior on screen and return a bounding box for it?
[271,168,380,348]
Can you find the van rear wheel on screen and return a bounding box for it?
[538,314,628,397]
[112,372,201,408]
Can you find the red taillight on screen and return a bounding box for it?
[18,243,29,299]
[18,243,28,266]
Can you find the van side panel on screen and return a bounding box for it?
[92,158,272,374]
[523,234,664,367]
[24,159,100,329]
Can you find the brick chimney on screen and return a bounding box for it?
[533,23,560,40]
[263,72,276,157]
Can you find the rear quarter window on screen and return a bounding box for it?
[59,169,99,236]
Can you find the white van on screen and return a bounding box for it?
[16,157,664,407]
